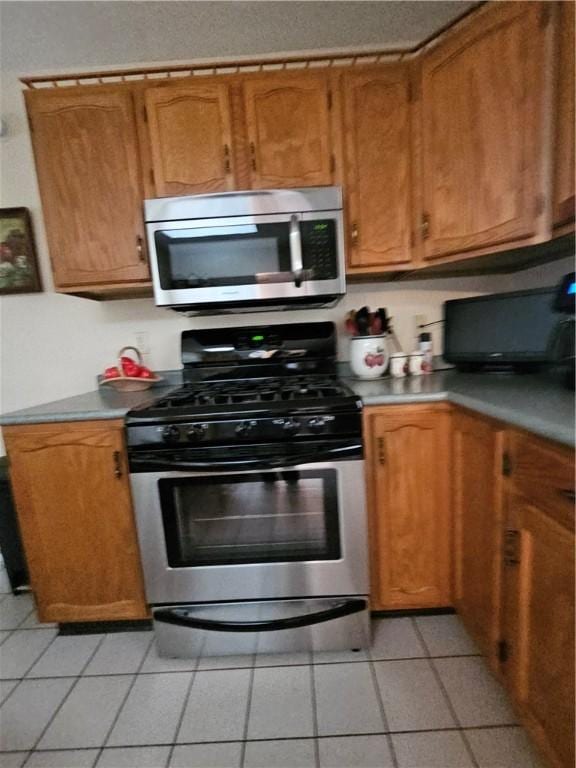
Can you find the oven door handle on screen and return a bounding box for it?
[130,443,362,472]
[154,598,366,633]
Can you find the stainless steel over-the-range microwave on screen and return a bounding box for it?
[144,187,346,315]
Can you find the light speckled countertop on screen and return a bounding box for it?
[1,369,573,447]
[344,369,575,447]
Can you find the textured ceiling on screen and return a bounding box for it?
[1,1,477,74]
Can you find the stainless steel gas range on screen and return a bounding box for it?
[126,322,369,658]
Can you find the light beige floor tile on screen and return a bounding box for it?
[27,634,103,678]
[374,659,456,732]
[0,629,56,679]
[243,739,316,768]
[84,631,152,675]
[0,678,74,751]
[466,726,547,767]
[169,742,242,768]
[107,672,191,747]
[0,752,29,767]
[319,734,395,767]
[0,679,19,705]
[313,648,369,664]
[415,615,479,657]
[0,595,34,630]
[38,676,132,749]
[97,745,171,767]
[315,662,385,736]
[25,749,99,767]
[370,618,426,661]
[392,730,474,767]
[255,651,312,667]
[247,666,314,740]
[434,657,516,727]
[140,641,200,673]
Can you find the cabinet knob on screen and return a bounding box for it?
[250,142,256,171]
[113,450,122,479]
[421,213,430,240]
[223,144,231,174]
[377,437,386,465]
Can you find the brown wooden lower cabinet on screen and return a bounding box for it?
[3,419,148,623]
[363,403,452,610]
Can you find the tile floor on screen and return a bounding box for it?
[0,576,546,766]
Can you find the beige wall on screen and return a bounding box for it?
[0,1,571,435]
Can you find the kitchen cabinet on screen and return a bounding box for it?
[552,0,575,232]
[243,72,334,189]
[341,64,414,272]
[144,83,236,196]
[363,404,452,610]
[3,420,148,624]
[452,410,504,666]
[420,1,552,262]
[499,432,575,768]
[25,87,151,293]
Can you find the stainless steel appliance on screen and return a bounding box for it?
[126,322,369,658]
[548,272,575,390]
[144,187,346,314]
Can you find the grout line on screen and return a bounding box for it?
[0,724,526,754]
[94,632,157,765]
[308,662,320,768]
[239,663,256,768]
[167,636,205,767]
[368,658,398,768]
[411,617,480,768]
[19,628,60,680]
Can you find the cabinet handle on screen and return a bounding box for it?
[223,144,231,174]
[377,437,386,465]
[351,222,359,246]
[557,488,575,502]
[250,142,256,171]
[421,213,430,240]
[503,529,520,566]
[136,235,146,263]
[113,450,122,479]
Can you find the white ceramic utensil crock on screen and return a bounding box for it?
[349,335,389,379]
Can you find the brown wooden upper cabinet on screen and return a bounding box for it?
[144,83,236,196]
[25,87,150,291]
[364,404,452,610]
[4,420,149,624]
[243,72,334,189]
[420,2,552,262]
[552,0,575,232]
[342,65,414,272]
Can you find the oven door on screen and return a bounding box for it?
[129,455,367,605]
[146,211,345,308]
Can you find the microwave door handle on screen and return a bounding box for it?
[289,214,304,288]
[154,598,366,632]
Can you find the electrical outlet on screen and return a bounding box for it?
[414,314,427,338]
[135,331,150,354]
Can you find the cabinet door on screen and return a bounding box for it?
[26,88,150,288]
[342,65,414,270]
[503,497,574,768]
[145,83,236,196]
[364,405,452,609]
[552,0,575,230]
[4,421,148,623]
[244,72,333,189]
[453,411,503,663]
[421,2,550,261]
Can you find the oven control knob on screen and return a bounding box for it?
[235,421,254,437]
[161,425,180,443]
[283,418,300,435]
[187,424,207,442]
[308,416,327,434]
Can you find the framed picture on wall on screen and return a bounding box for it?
[0,207,42,295]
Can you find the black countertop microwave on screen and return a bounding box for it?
[443,287,558,371]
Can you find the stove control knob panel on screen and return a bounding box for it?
[236,420,256,437]
[282,418,301,435]
[308,416,327,434]
[161,425,180,443]
[187,424,208,442]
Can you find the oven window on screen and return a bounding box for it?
[155,223,292,290]
[158,470,340,567]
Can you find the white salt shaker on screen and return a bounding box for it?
[409,351,424,376]
[389,353,408,378]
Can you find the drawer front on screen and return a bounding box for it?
[511,432,574,531]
